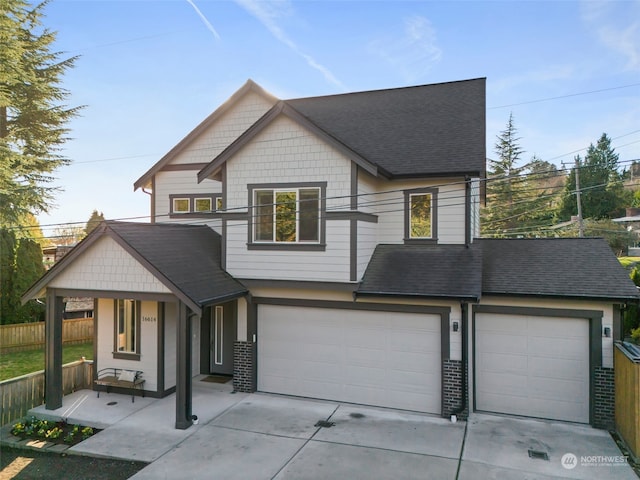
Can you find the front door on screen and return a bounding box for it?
[210,304,235,375]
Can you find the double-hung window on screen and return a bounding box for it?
[253,187,321,243]
[404,187,438,242]
[114,299,140,359]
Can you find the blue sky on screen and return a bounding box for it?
[36,0,640,233]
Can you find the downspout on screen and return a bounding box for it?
[452,301,469,418]
[464,176,471,247]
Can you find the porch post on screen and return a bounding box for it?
[45,288,64,410]
[175,301,193,429]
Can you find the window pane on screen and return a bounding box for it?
[173,198,189,212]
[255,190,273,241]
[117,299,137,353]
[299,189,319,241]
[195,198,212,212]
[216,197,223,210]
[275,191,297,242]
[410,193,432,238]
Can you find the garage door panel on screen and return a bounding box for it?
[478,351,528,374]
[476,313,589,423]
[528,356,585,379]
[528,336,587,359]
[258,305,441,414]
[477,332,528,354]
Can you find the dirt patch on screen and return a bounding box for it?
[0,446,147,479]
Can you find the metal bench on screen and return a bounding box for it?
[95,368,145,402]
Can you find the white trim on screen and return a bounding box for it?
[252,187,321,244]
[172,197,190,213]
[214,305,224,365]
[194,197,212,212]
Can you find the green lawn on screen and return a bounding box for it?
[0,343,93,382]
[618,257,640,269]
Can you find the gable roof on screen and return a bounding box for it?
[356,238,639,302]
[356,243,483,300]
[22,221,247,314]
[478,237,639,300]
[133,79,278,191]
[198,78,486,182]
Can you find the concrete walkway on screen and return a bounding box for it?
[9,378,637,479]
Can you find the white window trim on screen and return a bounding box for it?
[172,197,190,213]
[409,192,433,239]
[253,187,321,244]
[194,197,213,213]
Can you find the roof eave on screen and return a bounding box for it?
[198,101,381,183]
[134,79,278,191]
[354,290,481,302]
[482,291,640,303]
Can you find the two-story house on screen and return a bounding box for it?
[24,78,638,430]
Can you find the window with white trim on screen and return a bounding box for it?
[114,299,140,359]
[173,198,189,213]
[253,187,320,243]
[409,192,432,238]
[195,197,212,212]
[404,187,437,242]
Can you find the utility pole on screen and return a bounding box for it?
[575,156,584,238]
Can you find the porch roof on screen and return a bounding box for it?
[22,221,247,314]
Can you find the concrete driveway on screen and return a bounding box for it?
[26,380,637,480]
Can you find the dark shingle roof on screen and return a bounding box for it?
[356,238,639,301]
[106,221,247,307]
[357,243,483,300]
[286,78,486,178]
[478,237,639,300]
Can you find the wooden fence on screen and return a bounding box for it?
[0,360,94,426]
[0,318,93,353]
[615,343,640,461]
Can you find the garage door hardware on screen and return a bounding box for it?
[528,449,549,461]
[314,420,335,428]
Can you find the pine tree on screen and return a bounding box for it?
[85,210,105,235]
[482,113,529,234]
[557,133,630,220]
[0,0,81,225]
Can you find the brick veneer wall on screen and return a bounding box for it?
[593,366,615,430]
[443,359,468,420]
[233,341,255,393]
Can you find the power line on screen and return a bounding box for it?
[488,82,640,110]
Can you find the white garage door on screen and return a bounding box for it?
[475,313,590,423]
[258,305,441,413]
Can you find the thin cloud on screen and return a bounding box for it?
[234,0,346,90]
[369,15,442,82]
[581,1,640,71]
[186,0,221,40]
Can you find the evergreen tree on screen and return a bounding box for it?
[557,133,630,220]
[0,227,45,324]
[84,210,105,235]
[13,236,44,322]
[482,113,529,234]
[0,228,17,323]
[0,0,81,225]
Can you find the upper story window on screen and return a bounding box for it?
[114,299,140,360]
[248,182,326,250]
[404,187,438,243]
[173,198,190,213]
[169,193,221,217]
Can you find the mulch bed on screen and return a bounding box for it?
[0,445,148,480]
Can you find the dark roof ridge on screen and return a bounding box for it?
[284,77,487,102]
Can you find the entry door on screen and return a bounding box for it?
[210,305,234,375]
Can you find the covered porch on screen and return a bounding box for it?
[22,221,249,429]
